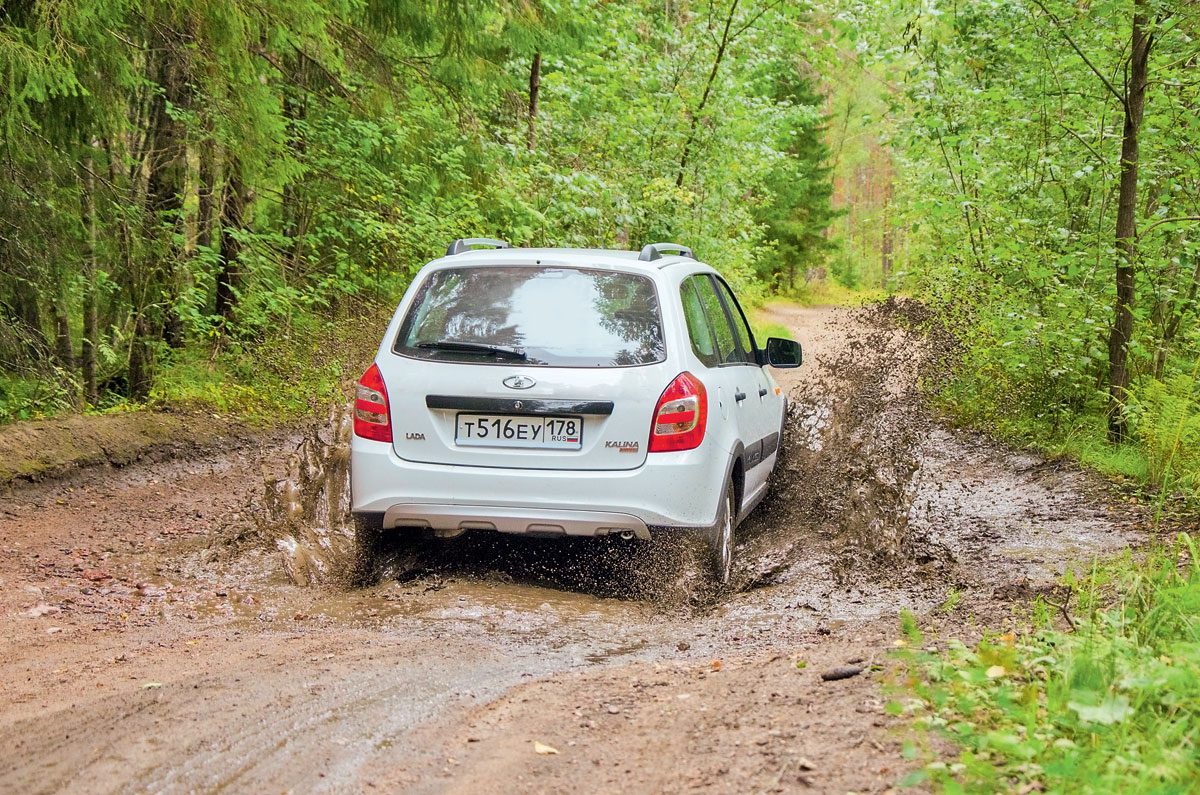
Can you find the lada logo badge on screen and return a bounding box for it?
[503,375,536,390]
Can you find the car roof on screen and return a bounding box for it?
[426,247,706,273]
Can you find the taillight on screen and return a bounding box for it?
[649,371,707,452]
[353,363,392,442]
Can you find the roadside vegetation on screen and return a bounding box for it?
[0,0,838,424]
[838,3,1200,788]
[894,534,1200,793]
[850,0,1200,502]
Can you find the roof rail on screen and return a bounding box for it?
[446,237,512,256]
[638,242,695,262]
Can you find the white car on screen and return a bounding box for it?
[349,239,802,583]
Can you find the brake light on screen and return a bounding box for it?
[649,371,707,452]
[353,363,392,442]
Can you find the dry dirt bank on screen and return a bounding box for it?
[0,304,1146,794]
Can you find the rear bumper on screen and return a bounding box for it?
[350,436,726,533]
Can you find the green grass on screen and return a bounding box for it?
[893,535,1200,793]
[0,309,386,429]
[752,320,795,342]
[149,313,382,424]
[0,370,79,422]
[794,279,888,307]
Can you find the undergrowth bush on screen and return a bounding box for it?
[0,371,76,423]
[148,307,388,424]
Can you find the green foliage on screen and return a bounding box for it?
[1129,371,1200,495]
[896,535,1200,793]
[825,0,1200,499]
[149,308,388,423]
[0,0,837,423]
[750,64,838,292]
[0,371,74,422]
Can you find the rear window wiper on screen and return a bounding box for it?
[416,341,528,360]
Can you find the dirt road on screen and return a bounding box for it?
[0,305,1143,793]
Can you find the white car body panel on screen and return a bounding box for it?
[350,246,789,538]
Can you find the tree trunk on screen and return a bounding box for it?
[80,152,99,406]
[128,313,154,401]
[216,164,250,320]
[676,0,739,188]
[280,81,309,275]
[53,302,74,373]
[1106,2,1151,442]
[144,35,189,352]
[102,136,136,378]
[1153,253,1200,380]
[196,121,217,254]
[527,51,541,151]
[12,279,46,361]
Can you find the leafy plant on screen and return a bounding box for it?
[895,535,1200,793]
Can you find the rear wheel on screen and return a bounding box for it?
[707,479,736,585]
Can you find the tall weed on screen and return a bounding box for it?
[1129,372,1200,497]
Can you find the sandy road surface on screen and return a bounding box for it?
[0,304,1143,793]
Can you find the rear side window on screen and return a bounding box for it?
[394,266,666,367]
[681,277,720,368]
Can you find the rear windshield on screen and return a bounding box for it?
[394,266,666,367]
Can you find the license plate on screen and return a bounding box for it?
[455,414,583,450]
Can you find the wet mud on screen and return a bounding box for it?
[252,299,1142,635]
[0,303,1150,794]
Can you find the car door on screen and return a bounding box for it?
[709,275,780,501]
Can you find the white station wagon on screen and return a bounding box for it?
[349,239,802,583]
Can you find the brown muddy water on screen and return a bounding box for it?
[0,303,1146,794]
[260,301,1137,649]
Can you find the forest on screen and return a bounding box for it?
[3,0,1196,500]
[2,1,1199,790]
[0,0,835,415]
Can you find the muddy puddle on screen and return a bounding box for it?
[27,298,1130,660]
[241,300,1123,653]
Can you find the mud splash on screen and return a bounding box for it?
[734,300,952,591]
[258,300,956,609]
[253,406,706,606]
[257,404,358,586]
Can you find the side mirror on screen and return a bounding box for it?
[765,337,802,368]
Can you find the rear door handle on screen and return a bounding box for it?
[758,388,768,397]
[734,391,747,403]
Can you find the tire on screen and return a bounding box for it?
[706,479,736,586]
[350,513,383,586]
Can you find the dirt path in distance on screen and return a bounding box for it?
[0,304,1144,794]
